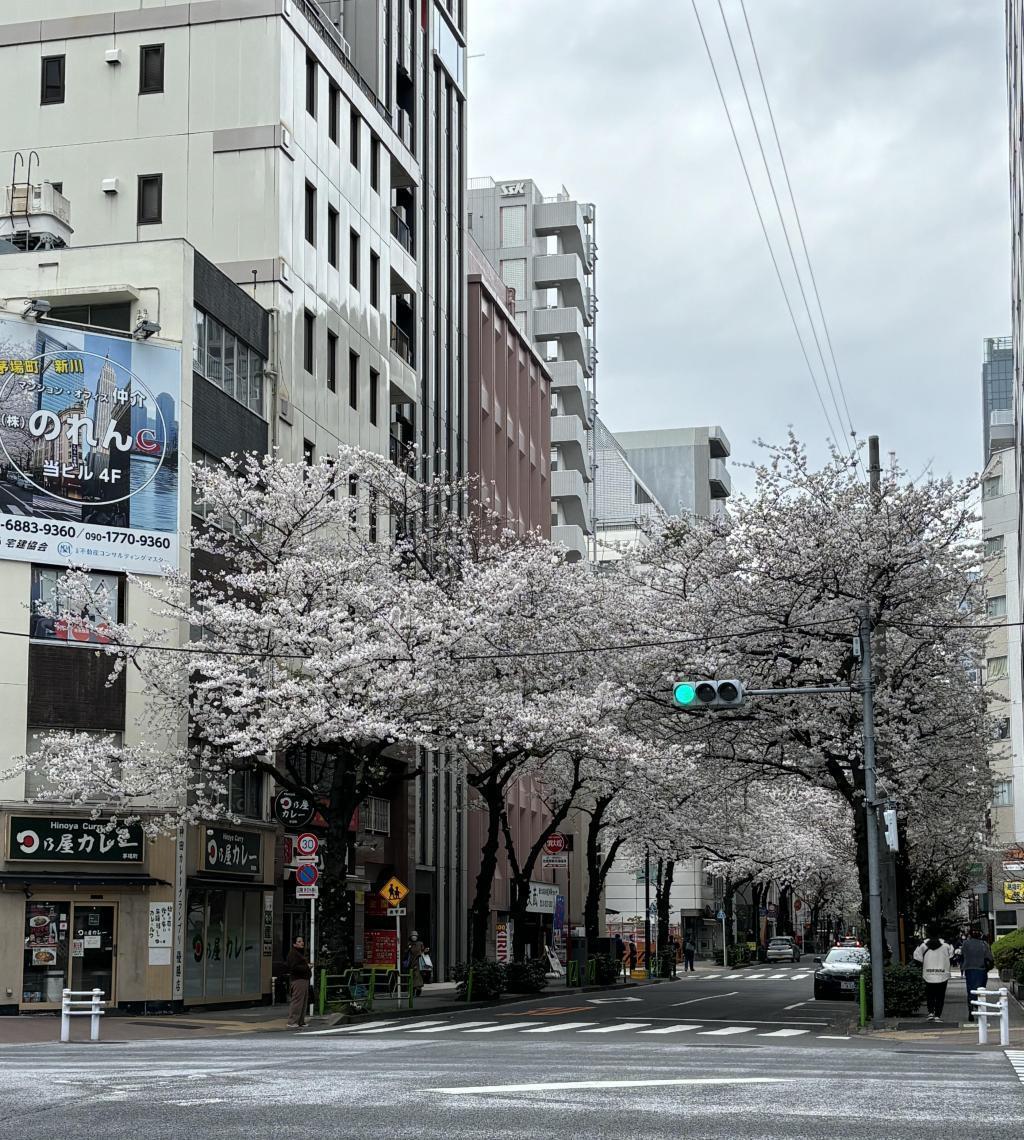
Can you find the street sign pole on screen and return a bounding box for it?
[395,907,402,1006]
[721,910,727,968]
[309,892,316,1018]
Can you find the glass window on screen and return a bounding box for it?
[222,331,236,401]
[983,475,1002,500]
[41,56,65,105]
[327,331,338,392]
[350,229,360,289]
[303,310,315,374]
[994,716,1012,740]
[139,44,164,94]
[205,890,226,997]
[236,343,250,409]
[369,368,379,426]
[223,892,245,995]
[500,205,526,247]
[304,181,316,246]
[185,890,206,998]
[25,729,123,799]
[22,901,71,1004]
[432,6,465,86]
[243,892,261,994]
[220,768,263,818]
[988,656,1009,680]
[328,82,340,143]
[993,779,1013,806]
[349,351,359,410]
[249,355,264,418]
[370,136,380,192]
[193,309,206,373]
[988,595,1007,618]
[305,54,317,118]
[350,109,361,168]
[30,566,121,645]
[328,206,339,268]
[370,251,380,309]
[985,534,1005,558]
[500,258,526,302]
[193,309,266,418]
[206,319,223,386]
[137,174,163,225]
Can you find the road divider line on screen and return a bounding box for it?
[672,991,740,1007]
[432,1077,792,1095]
[356,1020,451,1034]
[784,1002,807,1010]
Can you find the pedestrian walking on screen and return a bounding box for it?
[959,927,995,1021]
[683,936,696,973]
[912,927,954,1022]
[666,936,679,978]
[627,938,637,977]
[285,935,312,1028]
[407,930,429,996]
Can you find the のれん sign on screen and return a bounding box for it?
[0,314,180,574]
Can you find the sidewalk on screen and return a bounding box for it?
[0,976,670,1046]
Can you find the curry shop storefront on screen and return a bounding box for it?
[0,811,177,1015]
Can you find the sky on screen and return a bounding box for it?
[467,0,1011,489]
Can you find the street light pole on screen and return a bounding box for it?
[859,601,886,1027]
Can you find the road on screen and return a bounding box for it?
[2,968,1022,1138]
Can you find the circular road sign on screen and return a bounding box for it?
[295,863,319,887]
[296,832,319,858]
[273,793,315,829]
[544,833,566,855]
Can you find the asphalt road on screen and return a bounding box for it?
[3,968,1021,1139]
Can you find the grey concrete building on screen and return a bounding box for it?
[592,417,664,561]
[467,177,597,561]
[613,426,731,521]
[983,336,1014,462]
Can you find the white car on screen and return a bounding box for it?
[765,936,801,963]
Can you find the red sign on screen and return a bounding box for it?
[544,833,566,855]
[794,899,803,912]
[296,833,319,858]
[363,929,398,966]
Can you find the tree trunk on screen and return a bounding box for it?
[467,779,504,961]
[583,794,618,944]
[656,859,674,948]
[318,751,359,972]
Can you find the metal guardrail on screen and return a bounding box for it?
[317,967,416,1014]
[60,987,105,1043]
[390,208,414,254]
[390,322,414,366]
[972,986,1010,1046]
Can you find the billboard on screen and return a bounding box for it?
[0,314,180,574]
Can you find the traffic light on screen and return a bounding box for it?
[672,679,745,710]
[882,808,899,853]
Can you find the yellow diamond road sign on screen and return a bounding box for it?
[380,876,410,906]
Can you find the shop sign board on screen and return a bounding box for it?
[495,920,510,963]
[262,891,274,957]
[7,815,144,862]
[148,901,173,948]
[364,928,397,966]
[203,827,261,876]
[0,313,180,575]
[526,881,558,914]
[1004,881,1024,904]
[272,793,315,829]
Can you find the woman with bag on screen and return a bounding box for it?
[408,931,431,995]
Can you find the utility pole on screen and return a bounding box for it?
[859,600,886,1027]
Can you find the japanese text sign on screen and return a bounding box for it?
[8,815,145,863]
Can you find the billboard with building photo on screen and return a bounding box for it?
[0,314,180,574]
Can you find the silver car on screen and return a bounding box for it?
[765,936,801,963]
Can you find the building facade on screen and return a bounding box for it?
[613,426,731,521]
[467,177,596,562]
[592,417,664,561]
[0,0,470,999]
[983,336,1014,462]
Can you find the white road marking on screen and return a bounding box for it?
[746,974,767,980]
[817,1035,851,1040]
[767,974,786,980]
[578,1022,650,1034]
[784,1002,807,1010]
[725,973,743,979]
[698,1026,756,1036]
[672,991,740,1007]
[521,1021,593,1034]
[702,973,722,979]
[792,973,811,980]
[462,1022,535,1033]
[622,1016,828,1026]
[758,1029,809,1038]
[432,1077,792,1095]
[408,1021,493,1033]
[302,1021,400,1036]
[357,1020,452,1034]
[1005,1050,1024,1084]
[638,1024,702,1035]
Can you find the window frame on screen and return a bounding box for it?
[370,250,380,309]
[305,54,317,118]
[137,173,163,225]
[327,330,338,393]
[139,43,165,95]
[327,205,339,268]
[303,310,315,374]
[350,109,361,168]
[369,367,379,426]
[349,228,360,289]
[304,180,317,247]
[370,136,380,192]
[348,350,359,411]
[328,82,340,143]
[40,55,65,105]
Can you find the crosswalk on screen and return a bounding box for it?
[1006,1050,1024,1085]
[304,1018,845,1042]
[686,969,812,982]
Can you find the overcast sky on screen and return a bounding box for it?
[467,0,1010,487]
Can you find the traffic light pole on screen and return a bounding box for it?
[858,601,886,1027]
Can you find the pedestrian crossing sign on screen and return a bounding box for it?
[380,876,410,906]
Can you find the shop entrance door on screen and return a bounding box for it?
[71,904,116,1001]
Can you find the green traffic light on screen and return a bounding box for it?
[673,682,697,706]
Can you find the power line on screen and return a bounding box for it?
[0,628,313,660]
[717,0,858,464]
[690,0,843,451]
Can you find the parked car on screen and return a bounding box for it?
[813,947,869,1000]
[6,470,33,491]
[765,936,801,963]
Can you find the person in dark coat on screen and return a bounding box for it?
[285,935,312,1028]
[627,938,637,976]
[959,927,995,1021]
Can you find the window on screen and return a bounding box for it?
[349,350,359,410]
[370,251,380,309]
[994,716,1012,740]
[369,368,379,426]
[993,779,1013,807]
[219,769,263,819]
[500,258,526,303]
[30,566,123,645]
[350,229,360,289]
[350,109,361,167]
[303,310,315,374]
[988,595,1007,618]
[327,206,339,268]
[303,439,314,466]
[139,44,165,94]
[363,795,391,835]
[326,331,338,393]
[137,174,163,224]
[500,205,526,247]
[368,489,378,543]
[50,181,63,195]
[985,534,1006,558]
[193,309,265,417]
[25,728,123,800]
[41,55,65,105]
[304,181,316,246]
[305,54,317,118]
[328,82,340,143]
[988,656,1009,680]
[983,475,1002,500]
[370,136,380,192]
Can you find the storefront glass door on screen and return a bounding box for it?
[70,904,116,1000]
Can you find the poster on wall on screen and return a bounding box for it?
[0,314,180,574]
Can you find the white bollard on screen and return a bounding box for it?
[972,987,1010,1046]
[60,989,71,1044]
[59,988,105,1043]
[90,988,102,1042]
[1000,987,1010,1048]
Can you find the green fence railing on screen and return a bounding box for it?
[317,966,417,1015]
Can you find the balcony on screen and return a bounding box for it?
[390,321,414,366]
[709,456,731,500]
[533,253,588,320]
[708,425,731,459]
[551,468,591,531]
[552,523,590,563]
[534,199,591,268]
[390,208,414,255]
[551,414,590,477]
[990,408,1015,453]
[389,212,417,295]
[533,306,591,374]
[545,360,591,427]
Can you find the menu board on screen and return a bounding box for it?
[363,929,398,967]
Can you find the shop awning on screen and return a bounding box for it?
[0,873,169,887]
